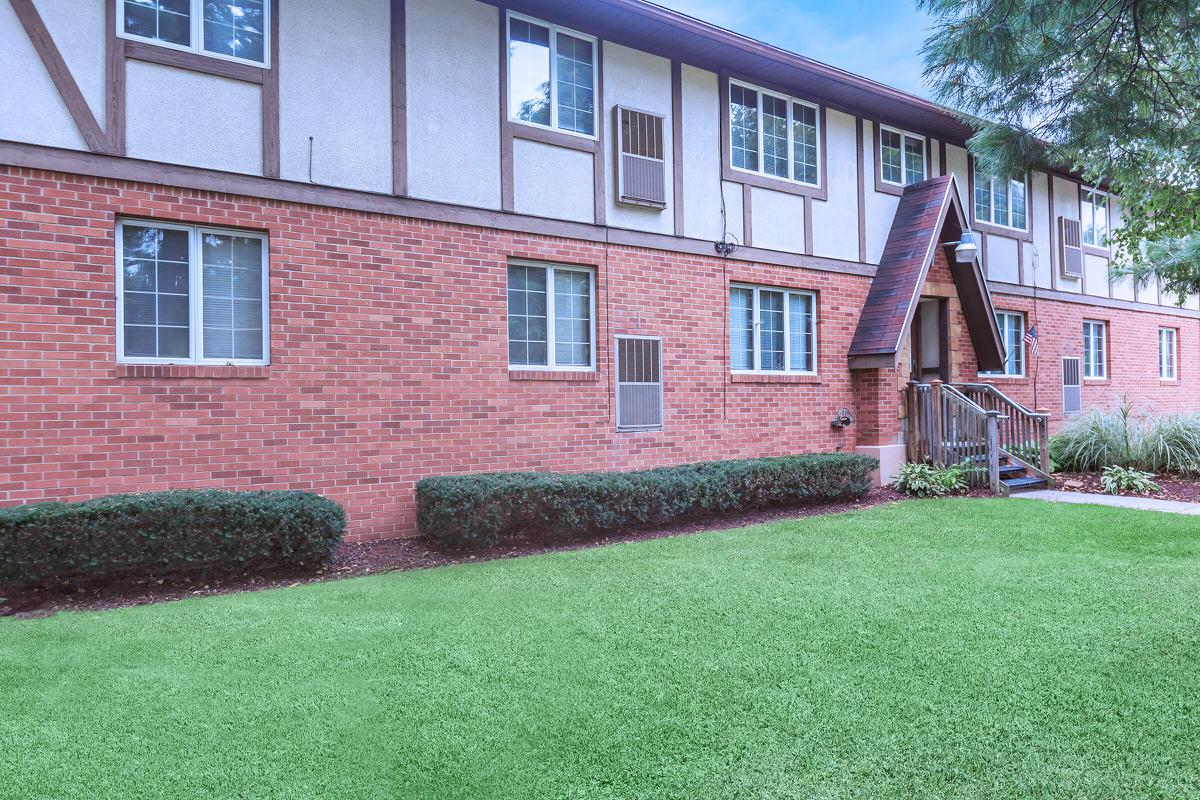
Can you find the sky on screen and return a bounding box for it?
[652,0,937,100]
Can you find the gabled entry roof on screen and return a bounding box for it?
[848,175,1006,372]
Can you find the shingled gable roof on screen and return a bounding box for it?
[848,175,1006,373]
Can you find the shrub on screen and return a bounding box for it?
[416,453,878,549]
[1100,466,1162,495]
[892,461,968,498]
[0,490,346,589]
[1050,397,1200,476]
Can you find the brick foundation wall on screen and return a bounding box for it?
[3,167,1198,539]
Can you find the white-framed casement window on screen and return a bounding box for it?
[974,164,1028,231]
[507,261,595,370]
[1159,327,1178,381]
[506,12,596,138]
[981,311,1025,377]
[879,126,926,186]
[116,219,269,365]
[1082,319,1107,379]
[118,0,269,67]
[728,79,820,187]
[729,284,817,373]
[1081,187,1110,247]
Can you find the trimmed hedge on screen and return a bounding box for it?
[0,490,346,588]
[417,453,878,549]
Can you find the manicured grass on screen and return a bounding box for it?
[2,498,1199,799]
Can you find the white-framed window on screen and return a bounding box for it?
[116,219,269,365]
[506,12,596,138]
[117,0,269,67]
[1159,327,1178,381]
[974,164,1028,231]
[981,311,1025,377]
[1081,187,1109,247]
[507,261,595,370]
[1082,320,1107,379]
[879,125,926,186]
[729,285,817,373]
[728,79,820,187]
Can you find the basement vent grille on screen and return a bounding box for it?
[615,336,663,431]
[1062,356,1082,416]
[615,106,667,209]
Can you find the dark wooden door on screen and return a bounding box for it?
[910,297,949,382]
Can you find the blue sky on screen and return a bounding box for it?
[653,0,936,99]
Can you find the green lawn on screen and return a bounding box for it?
[2,498,1199,799]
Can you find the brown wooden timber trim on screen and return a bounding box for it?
[10,0,110,154]
[504,124,600,152]
[260,0,280,178]
[741,183,753,248]
[0,140,883,279]
[855,116,866,263]
[717,73,829,201]
[124,40,266,83]
[990,280,1200,319]
[671,60,684,237]
[104,0,126,154]
[938,140,946,178]
[390,0,407,195]
[1047,171,1058,290]
[498,4,514,212]
[803,195,814,256]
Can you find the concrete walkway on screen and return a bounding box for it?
[1014,489,1200,515]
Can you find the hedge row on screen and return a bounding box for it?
[416,453,878,549]
[0,490,346,589]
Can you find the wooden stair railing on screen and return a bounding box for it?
[906,380,1004,491]
[953,383,1052,477]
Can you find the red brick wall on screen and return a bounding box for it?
[2,166,1198,539]
[976,292,1200,430]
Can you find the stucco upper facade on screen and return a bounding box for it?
[3,0,1197,318]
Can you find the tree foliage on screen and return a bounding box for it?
[920,0,1200,302]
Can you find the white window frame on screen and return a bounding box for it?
[506,260,597,372]
[973,163,1029,231]
[879,125,927,187]
[116,0,271,69]
[1082,319,1107,380]
[1159,327,1178,381]
[981,311,1026,377]
[729,284,818,375]
[115,218,270,366]
[727,78,822,189]
[505,11,598,141]
[1081,186,1110,248]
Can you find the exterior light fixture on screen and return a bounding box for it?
[953,230,978,263]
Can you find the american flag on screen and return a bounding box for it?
[1024,324,1040,357]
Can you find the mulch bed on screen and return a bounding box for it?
[1054,472,1200,503]
[1,487,907,619]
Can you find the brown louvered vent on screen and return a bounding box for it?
[616,336,663,431]
[615,106,667,209]
[1059,216,1083,279]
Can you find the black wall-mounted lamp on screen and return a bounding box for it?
[831,408,854,429]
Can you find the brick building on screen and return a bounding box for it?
[2,0,1198,539]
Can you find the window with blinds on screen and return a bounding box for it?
[615,336,663,431]
[615,106,667,208]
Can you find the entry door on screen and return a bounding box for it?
[911,298,949,382]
